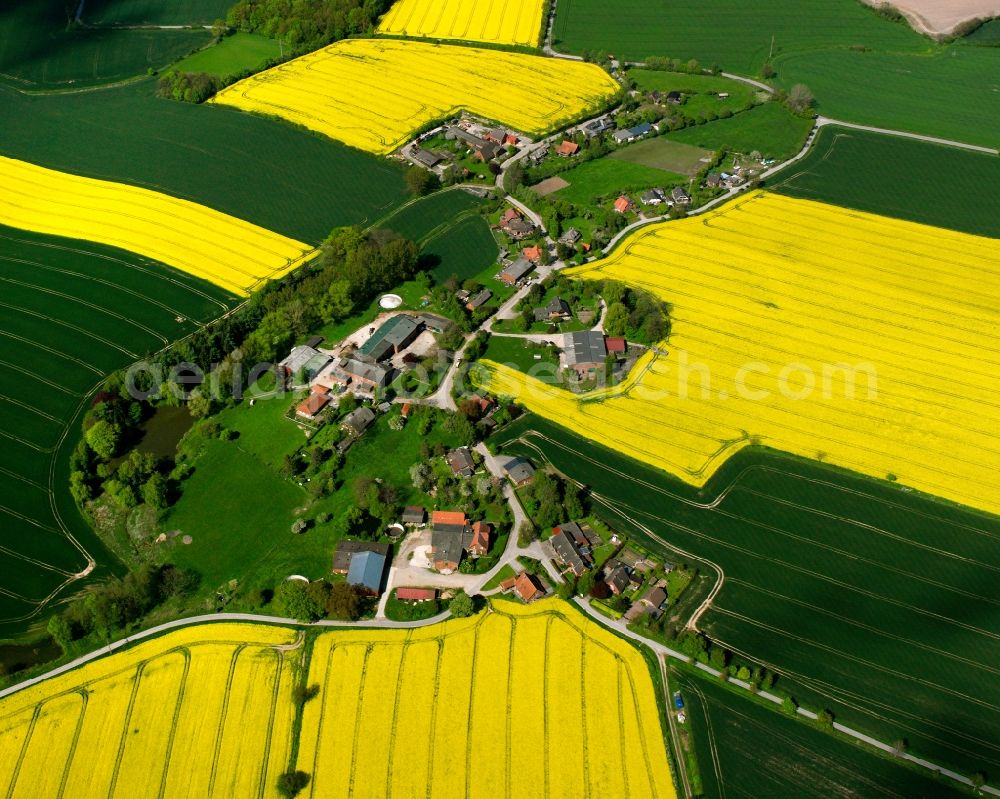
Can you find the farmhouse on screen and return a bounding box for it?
[556,140,580,157]
[465,289,493,310]
[559,227,582,245]
[613,195,634,214]
[671,186,691,205]
[430,510,491,572]
[533,297,571,322]
[332,540,392,574]
[342,406,376,437]
[640,586,667,611]
[581,116,613,138]
[522,245,543,264]
[279,345,333,385]
[641,188,666,206]
[605,336,627,355]
[411,148,443,168]
[500,207,521,226]
[550,520,601,576]
[612,129,633,145]
[499,257,535,285]
[446,446,476,477]
[513,571,544,603]
[347,549,388,596]
[417,313,452,333]
[505,218,536,240]
[605,563,631,595]
[468,521,492,557]
[296,392,330,420]
[336,358,391,391]
[503,457,536,486]
[564,330,607,377]
[666,90,682,105]
[358,314,422,362]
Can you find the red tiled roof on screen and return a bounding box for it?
[613,196,631,213]
[523,246,543,263]
[470,521,491,552]
[500,208,522,225]
[432,510,468,526]
[312,383,331,395]
[296,393,329,417]
[396,587,437,601]
[514,571,543,602]
[499,576,518,591]
[556,140,580,155]
[505,133,519,145]
[605,336,627,353]
[401,402,412,417]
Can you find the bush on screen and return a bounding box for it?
[449,590,475,617]
[277,770,310,798]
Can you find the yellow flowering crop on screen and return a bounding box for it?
[298,598,676,798]
[377,0,544,47]
[0,156,314,297]
[476,191,1000,516]
[212,39,620,154]
[0,623,297,799]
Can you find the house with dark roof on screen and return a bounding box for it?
[666,90,682,105]
[498,257,535,285]
[341,406,376,437]
[279,345,333,386]
[430,511,471,572]
[336,359,391,391]
[402,506,426,526]
[503,457,535,486]
[606,563,631,595]
[564,330,607,377]
[359,315,422,361]
[504,218,536,240]
[332,540,391,573]
[411,148,443,168]
[446,446,476,477]
[347,549,387,596]
[671,186,691,205]
[630,122,654,138]
[533,297,571,322]
[641,586,667,610]
[465,289,493,311]
[550,519,600,577]
[640,188,666,206]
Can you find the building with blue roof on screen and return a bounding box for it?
[346,549,387,596]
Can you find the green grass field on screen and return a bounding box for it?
[773,124,1000,238]
[551,0,1000,147]
[378,188,499,283]
[629,69,756,118]
[0,80,408,243]
[483,336,561,375]
[83,0,233,25]
[0,1,210,90]
[610,138,712,176]
[554,157,685,204]
[0,224,236,638]
[171,33,280,78]
[966,18,1000,43]
[673,667,969,799]
[665,102,813,160]
[162,402,463,592]
[493,414,1000,778]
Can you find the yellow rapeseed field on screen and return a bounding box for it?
[476,191,1000,516]
[0,623,298,799]
[377,0,545,47]
[298,598,676,798]
[211,39,620,154]
[0,156,314,297]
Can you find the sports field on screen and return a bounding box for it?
[477,190,1000,517]
[0,623,297,798]
[212,39,620,153]
[551,0,1000,147]
[774,125,1000,238]
[672,668,970,799]
[0,602,676,798]
[299,599,675,798]
[0,81,408,244]
[377,0,545,47]
[0,224,235,633]
[494,414,1000,777]
[0,156,313,296]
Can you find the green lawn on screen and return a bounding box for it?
[554,157,685,204]
[483,563,517,590]
[673,666,970,799]
[610,137,712,176]
[482,336,562,377]
[0,224,234,637]
[171,33,280,78]
[552,0,1000,147]
[772,124,1000,238]
[666,102,813,160]
[0,0,210,89]
[494,414,1000,778]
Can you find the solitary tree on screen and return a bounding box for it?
[277,770,310,798]
[786,83,815,114]
[450,590,475,618]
